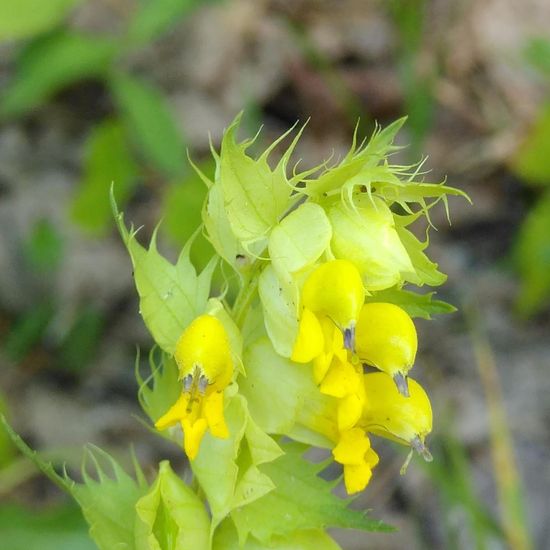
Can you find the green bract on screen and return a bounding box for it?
[6,114,468,549]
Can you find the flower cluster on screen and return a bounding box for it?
[114,114,467,547]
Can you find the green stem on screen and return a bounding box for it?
[232,269,260,328]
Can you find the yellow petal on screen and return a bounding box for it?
[291,308,324,363]
[337,393,363,432]
[332,428,370,465]
[182,417,208,460]
[319,357,360,398]
[344,462,373,494]
[203,391,228,439]
[154,394,189,431]
[311,316,346,383]
[365,447,380,469]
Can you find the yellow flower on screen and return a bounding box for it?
[300,260,365,351]
[332,428,379,494]
[155,314,233,460]
[361,372,432,461]
[355,303,417,396]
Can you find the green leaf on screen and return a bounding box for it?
[0,504,94,550]
[191,395,282,530]
[513,190,550,316]
[113,199,216,354]
[239,337,336,448]
[72,119,139,234]
[217,114,300,246]
[269,202,332,274]
[511,102,550,186]
[23,218,64,272]
[135,461,210,550]
[213,519,342,550]
[365,288,456,319]
[1,31,115,119]
[110,73,186,176]
[0,0,82,42]
[231,442,393,545]
[126,0,218,46]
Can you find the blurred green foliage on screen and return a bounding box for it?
[510,37,550,316]
[424,433,503,550]
[0,1,219,383]
[389,0,435,155]
[0,0,219,237]
[23,219,64,272]
[71,119,139,234]
[0,504,94,550]
[0,0,83,41]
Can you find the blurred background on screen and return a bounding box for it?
[0,0,549,548]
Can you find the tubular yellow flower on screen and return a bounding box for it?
[332,428,379,494]
[355,302,417,396]
[301,260,365,351]
[155,314,233,460]
[361,372,433,461]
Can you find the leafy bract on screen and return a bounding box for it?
[394,221,447,287]
[135,461,210,550]
[0,31,115,119]
[1,416,148,550]
[72,448,148,550]
[213,519,341,550]
[191,395,282,530]
[137,349,181,425]
[110,73,186,176]
[258,264,299,357]
[231,442,393,545]
[365,288,456,319]
[113,198,216,354]
[0,0,82,41]
[72,119,138,234]
[304,118,406,198]
[239,337,336,447]
[217,114,302,246]
[269,202,332,275]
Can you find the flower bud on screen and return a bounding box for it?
[328,196,413,291]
